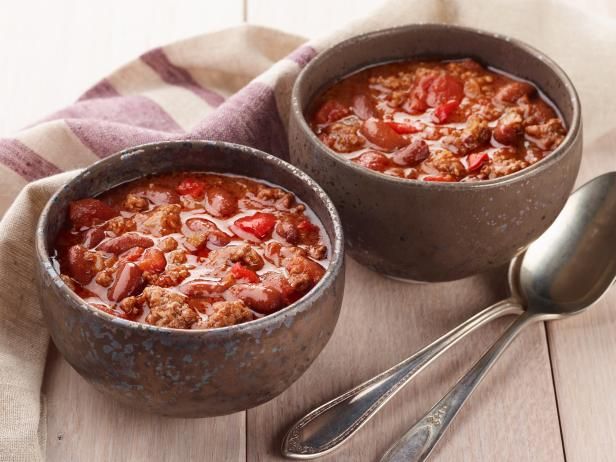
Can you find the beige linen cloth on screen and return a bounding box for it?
[1,0,615,460]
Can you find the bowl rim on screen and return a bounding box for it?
[291,22,582,190]
[35,140,345,337]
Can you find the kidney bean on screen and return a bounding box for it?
[69,198,117,228]
[83,227,106,248]
[180,280,227,297]
[495,81,535,103]
[98,233,154,254]
[131,185,180,205]
[353,151,392,172]
[205,185,238,218]
[229,283,284,314]
[107,262,143,301]
[352,94,376,120]
[360,119,409,150]
[186,218,217,232]
[391,140,430,166]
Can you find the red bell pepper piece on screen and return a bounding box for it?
[231,262,260,283]
[467,152,489,172]
[233,212,277,240]
[385,121,420,134]
[176,177,205,198]
[432,100,460,124]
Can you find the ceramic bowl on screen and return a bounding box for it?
[289,24,582,281]
[35,140,345,417]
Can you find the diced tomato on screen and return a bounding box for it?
[233,212,277,240]
[69,198,117,228]
[297,219,319,234]
[467,152,490,172]
[423,175,456,182]
[314,100,349,125]
[426,75,464,107]
[195,248,210,259]
[176,177,205,198]
[386,121,420,134]
[137,248,166,273]
[432,100,460,124]
[231,262,260,283]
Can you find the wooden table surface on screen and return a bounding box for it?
[2,1,616,461]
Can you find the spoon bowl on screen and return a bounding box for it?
[519,172,616,316]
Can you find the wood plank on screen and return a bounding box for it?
[247,259,564,461]
[43,345,246,462]
[0,0,244,136]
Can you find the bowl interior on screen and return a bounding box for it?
[297,24,578,142]
[38,140,344,330]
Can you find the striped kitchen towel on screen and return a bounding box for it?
[1,0,616,460]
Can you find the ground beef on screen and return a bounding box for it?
[137,204,182,237]
[143,286,199,329]
[319,118,365,153]
[193,300,254,329]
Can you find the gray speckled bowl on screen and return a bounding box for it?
[289,24,582,281]
[35,140,345,417]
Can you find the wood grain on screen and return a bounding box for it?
[43,345,246,462]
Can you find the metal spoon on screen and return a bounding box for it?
[380,171,616,461]
[282,299,523,459]
[282,172,616,460]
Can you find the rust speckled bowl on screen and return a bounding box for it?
[289,24,582,281]
[35,140,344,417]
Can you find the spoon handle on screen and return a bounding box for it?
[281,298,522,459]
[380,311,539,462]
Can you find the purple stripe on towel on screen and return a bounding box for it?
[141,48,225,107]
[79,79,121,101]
[0,139,61,181]
[286,45,317,68]
[44,95,183,134]
[187,81,289,161]
[66,119,175,158]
